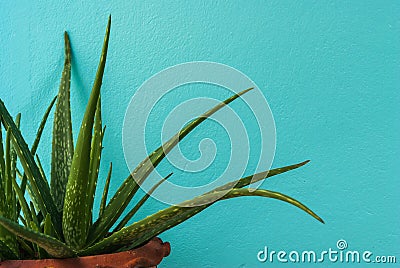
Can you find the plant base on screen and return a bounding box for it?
[0,237,170,268]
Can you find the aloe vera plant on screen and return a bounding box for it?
[0,16,323,260]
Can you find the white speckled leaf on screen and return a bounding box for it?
[51,32,74,212]
[87,97,103,227]
[82,188,323,255]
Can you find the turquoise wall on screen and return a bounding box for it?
[1,1,399,267]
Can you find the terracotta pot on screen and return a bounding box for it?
[0,237,170,268]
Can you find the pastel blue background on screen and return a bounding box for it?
[1,1,399,267]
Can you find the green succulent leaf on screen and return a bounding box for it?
[0,123,6,181]
[0,215,76,258]
[0,99,62,238]
[5,127,13,217]
[208,160,310,194]
[87,97,104,226]
[32,96,57,155]
[51,31,74,213]
[99,162,112,218]
[25,184,40,221]
[10,114,20,217]
[11,176,33,229]
[82,188,323,255]
[35,155,48,183]
[29,202,40,231]
[62,16,111,249]
[43,214,55,258]
[88,87,254,245]
[44,213,55,238]
[0,125,6,208]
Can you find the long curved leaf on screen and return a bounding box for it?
[208,160,310,194]
[82,188,323,255]
[99,162,112,217]
[63,16,111,249]
[0,123,5,181]
[51,31,73,212]
[87,98,103,226]
[88,87,254,245]
[11,177,33,229]
[32,96,57,155]
[0,215,76,258]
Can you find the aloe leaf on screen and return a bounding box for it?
[11,176,33,228]
[83,188,323,255]
[0,215,76,258]
[0,100,62,237]
[87,97,104,226]
[35,155,47,182]
[24,183,40,218]
[102,153,309,236]
[42,215,55,257]
[51,32,74,212]
[29,202,39,231]
[10,115,21,221]
[44,213,54,238]
[0,124,7,223]
[208,160,310,194]
[0,130,6,215]
[99,162,112,217]
[10,113,20,181]
[114,173,172,232]
[88,87,254,245]
[0,123,5,181]
[19,172,27,194]
[62,16,111,249]
[32,96,57,155]
[5,127,13,215]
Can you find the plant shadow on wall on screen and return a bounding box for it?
[0,16,324,266]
